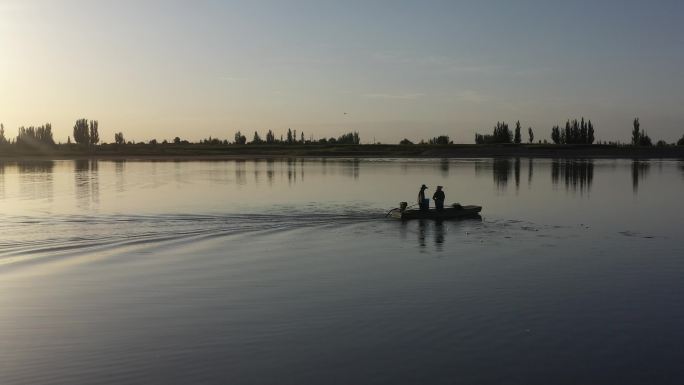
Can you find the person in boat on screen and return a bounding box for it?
[418,184,429,211]
[433,186,445,211]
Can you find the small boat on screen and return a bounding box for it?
[388,204,482,220]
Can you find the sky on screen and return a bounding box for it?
[1,0,683,144]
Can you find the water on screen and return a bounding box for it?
[1,158,683,385]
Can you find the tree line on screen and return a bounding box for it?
[550,118,595,144]
[1,117,684,149]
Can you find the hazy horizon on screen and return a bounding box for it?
[2,0,683,144]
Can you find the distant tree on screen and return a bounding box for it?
[656,140,668,147]
[252,131,263,144]
[631,118,652,146]
[265,130,275,144]
[0,123,6,145]
[287,128,293,144]
[551,125,561,144]
[173,136,181,144]
[73,118,90,144]
[429,135,451,145]
[234,131,247,145]
[114,132,125,144]
[149,139,157,145]
[16,123,54,146]
[475,122,512,144]
[337,131,361,144]
[300,132,305,143]
[632,118,641,146]
[89,120,99,145]
[587,120,595,144]
[528,127,534,144]
[67,136,71,144]
[678,135,684,146]
[399,138,414,145]
[639,131,653,146]
[514,121,522,144]
[580,117,588,143]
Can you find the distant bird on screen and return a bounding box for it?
[343,112,348,115]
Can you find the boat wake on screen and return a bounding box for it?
[0,210,381,269]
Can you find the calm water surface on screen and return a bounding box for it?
[1,158,683,385]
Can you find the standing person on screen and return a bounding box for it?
[418,184,429,211]
[433,186,445,211]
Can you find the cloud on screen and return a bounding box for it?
[363,92,426,100]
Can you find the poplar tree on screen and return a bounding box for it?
[89,120,99,145]
[73,119,90,144]
[632,118,641,146]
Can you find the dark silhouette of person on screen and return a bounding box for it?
[433,186,445,211]
[418,184,429,211]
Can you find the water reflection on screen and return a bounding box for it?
[287,158,298,184]
[74,160,100,209]
[0,162,5,199]
[528,158,534,187]
[417,220,446,252]
[266,159,275,185]
[342,159,360,179]
[551,159,594,193]
[492,158,512,189]
[235,160,246,186]
[631,160,650,193]
[253,160,261,185]
[114,160,126,193]
[18,161,55,202]
[514,158,521,190]
[440,159,449,177]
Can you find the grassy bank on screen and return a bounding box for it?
[1,143,684,160]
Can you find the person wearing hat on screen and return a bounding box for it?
[433,186,445,211]
[418,184,429,211]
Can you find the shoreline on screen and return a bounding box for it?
[1,144,683,161]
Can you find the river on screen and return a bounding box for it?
[1,158,683,385]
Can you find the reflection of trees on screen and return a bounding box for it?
[114,160,126,193]
[287,158,297,184]
[631,160,650,193]
[74,160,99,209]
[266,159,275,185]
[0,162,4,198]
[492,158,512,189]
[235,160,246,185]
[253,160,261,184]
[514,158,521,190]
[551,159,594,192]
[341,159,360,180]
[440,158,449,177]
[18,161,55,202]
[528,158,534,187]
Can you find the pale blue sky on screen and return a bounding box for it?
[1,0,683,143]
